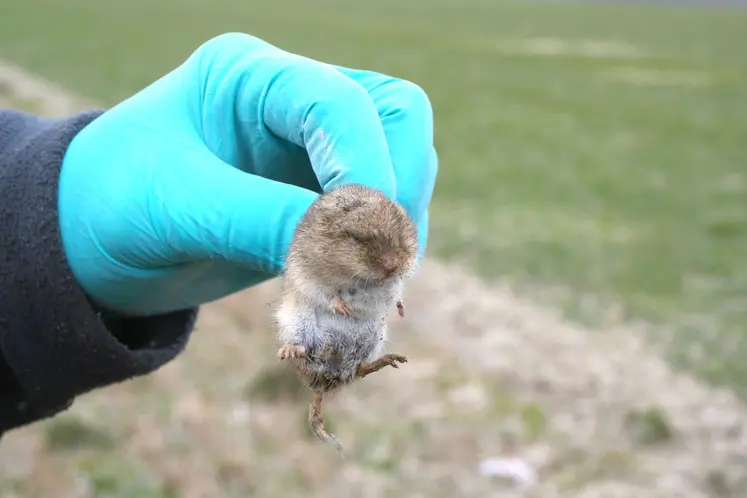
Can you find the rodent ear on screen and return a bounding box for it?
[339,199,365,214]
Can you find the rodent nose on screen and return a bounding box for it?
[379,252,399,274]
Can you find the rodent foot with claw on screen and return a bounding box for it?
[277,343,306,360]
[330,295,352,316]
[356,353,408,378]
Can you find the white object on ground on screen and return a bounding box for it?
[479,457,539,489]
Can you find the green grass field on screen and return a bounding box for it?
[2,0,747,389]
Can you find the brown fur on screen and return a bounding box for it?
[285,184,418,287]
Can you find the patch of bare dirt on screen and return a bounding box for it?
[2,60,747,497]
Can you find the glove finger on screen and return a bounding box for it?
[334,66,438,256]
[194,33,397,199]
[153,146,317,274]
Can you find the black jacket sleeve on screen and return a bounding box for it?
[0,109,198,437]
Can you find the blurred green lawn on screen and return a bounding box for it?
[2,0,746,393]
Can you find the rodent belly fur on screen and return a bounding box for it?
[275,276,403,388]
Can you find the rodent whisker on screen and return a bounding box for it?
[347,271,366,285]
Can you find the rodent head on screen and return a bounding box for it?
[287,184,419,286]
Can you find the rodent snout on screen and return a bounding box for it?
[379,251,399,275]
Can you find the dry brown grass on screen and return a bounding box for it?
[2,61,747,498]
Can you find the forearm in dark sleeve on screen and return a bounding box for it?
[0,109,198,436]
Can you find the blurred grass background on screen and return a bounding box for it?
[1,0,746,393]
[1,0,747,495]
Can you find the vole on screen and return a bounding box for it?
[274,183,419,455]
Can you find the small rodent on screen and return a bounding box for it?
[274,183,419,455]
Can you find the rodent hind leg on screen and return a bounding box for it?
[277,343,307,360]
[356,353,408,379]
[330,293,352,316]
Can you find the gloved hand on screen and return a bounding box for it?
[58,32,438,317]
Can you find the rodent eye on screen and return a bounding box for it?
[345,231,370,244]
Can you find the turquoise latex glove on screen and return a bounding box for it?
[58,32,438,317]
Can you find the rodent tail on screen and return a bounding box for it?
[309,390,345,458]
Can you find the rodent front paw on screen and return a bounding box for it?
[277,344,307,360]
[330,296,352,316]
[396,300,405,318]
